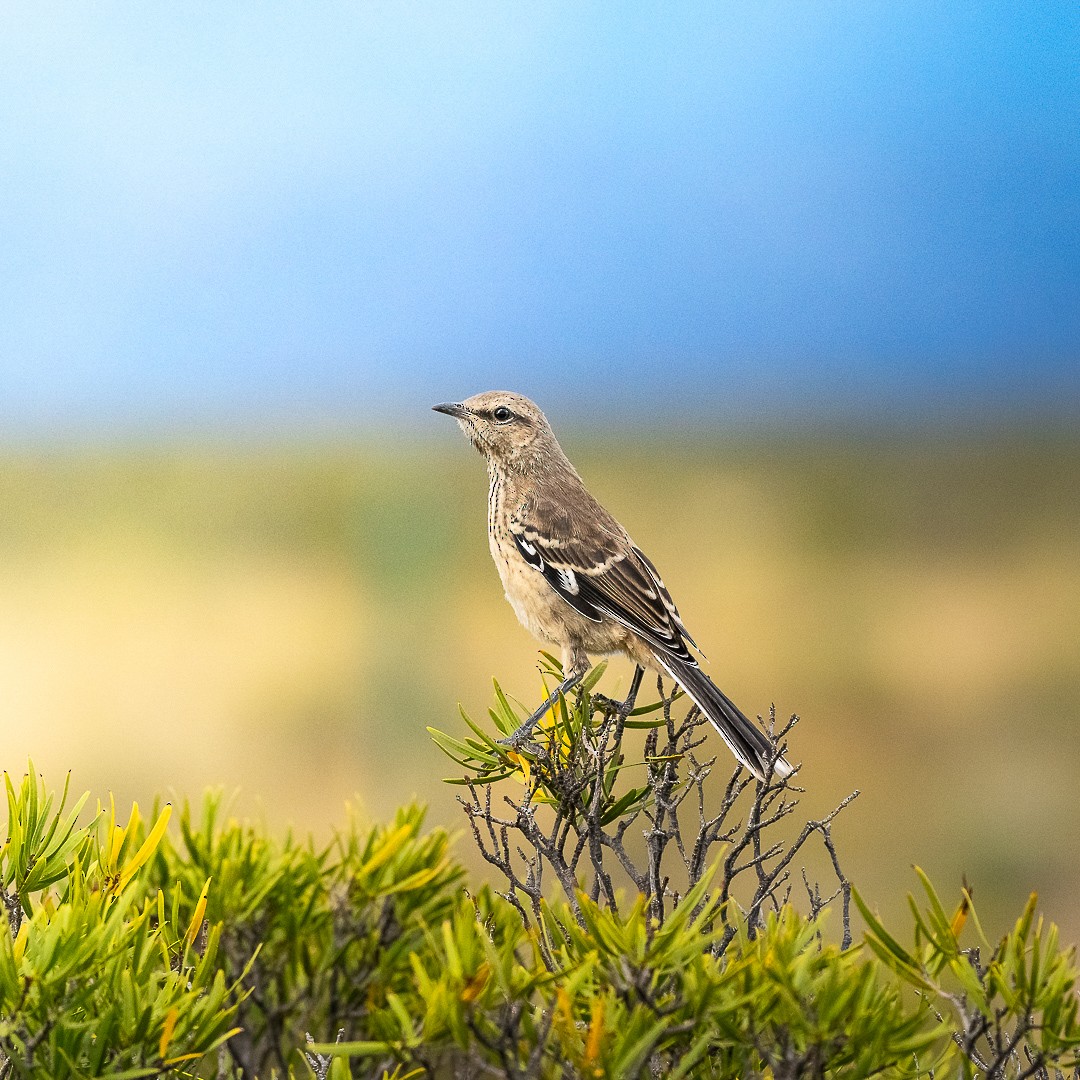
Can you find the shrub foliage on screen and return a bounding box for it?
[2,666,1078,1078]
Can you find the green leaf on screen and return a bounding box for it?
[853,887,920,970]
[442,770,518,786]
[580,661,608,695]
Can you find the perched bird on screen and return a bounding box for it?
[433,391,792,782]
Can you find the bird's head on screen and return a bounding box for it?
[432,391,556,469]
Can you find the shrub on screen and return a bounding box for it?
[2,665,1078,1078]
[0,769,242,1078]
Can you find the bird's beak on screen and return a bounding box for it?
[432,402,469,419]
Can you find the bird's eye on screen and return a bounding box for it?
[492,406,513,423]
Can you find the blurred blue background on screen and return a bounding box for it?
[2,1,1077,432]
[0,3,1078,942]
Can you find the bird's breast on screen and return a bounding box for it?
[485,479,558,643]
[485,500,627,659]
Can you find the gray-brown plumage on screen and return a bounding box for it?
[433,390,792,781]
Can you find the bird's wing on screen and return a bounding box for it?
[510,511,701,666]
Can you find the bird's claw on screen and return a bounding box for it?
[497,732,543,755]
[590,692,634,720]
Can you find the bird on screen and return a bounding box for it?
[432,391,792,782]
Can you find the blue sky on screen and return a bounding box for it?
[1,2,1077,434]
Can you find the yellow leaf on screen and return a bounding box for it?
[555,986,573,1025]
[506,751,532,787]
[184,878,211,951]
[126,801,142,844]
[552,986,577,1041]
[950,890,971,938]
[381,860,449,895]
[362,824,412,876]
[158,1007,179,1059]
[584,996,605,1065]
[117,804,172,892]
[12,922,29,964]
[109,801,141,869]
[460,961,490,1003]
[108,824,125,868]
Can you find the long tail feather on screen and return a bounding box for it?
[653,654,793,782]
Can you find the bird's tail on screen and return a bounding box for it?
[653,654,793,782]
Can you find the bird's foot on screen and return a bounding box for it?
[589,692,628,719]
[591,666,644,722]
[497,725,543,754]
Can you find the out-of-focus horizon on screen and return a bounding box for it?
[0,3,1078,943]
[0,433,1078,942]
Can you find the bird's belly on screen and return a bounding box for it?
[492,541,563,644]
[490,533,633,655]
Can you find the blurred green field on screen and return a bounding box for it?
[0,429,1077,940]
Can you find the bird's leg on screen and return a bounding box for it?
[500,661,588,748]
[618,664,645,718]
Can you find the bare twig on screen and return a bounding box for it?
[456,675,858,959]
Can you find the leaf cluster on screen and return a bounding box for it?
[143,797,462,1078]
[859,871,1080,1079]
[419,666,1080,1080]
[332,870,941,1080]
[0,767,242,1079]
[2,652,1079,1080]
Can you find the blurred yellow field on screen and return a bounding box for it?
[0,432,1077,939]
